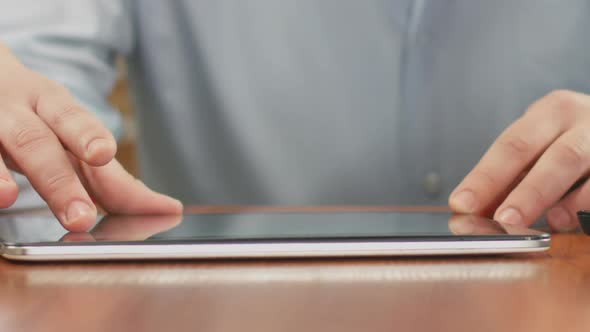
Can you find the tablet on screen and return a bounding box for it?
[0,211,550,261]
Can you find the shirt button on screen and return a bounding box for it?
[422,172,441,196]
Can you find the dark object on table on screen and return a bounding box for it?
[576,211,590,235]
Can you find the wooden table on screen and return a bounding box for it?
[1,206,590,332]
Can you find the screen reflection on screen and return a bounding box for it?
[53,212,545,243]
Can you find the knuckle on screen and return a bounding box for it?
[471,169,498,187]
[554,135,590,167]
[10,124,52,153]
[48,105,84,128]
[520,182,550,208]
[497,135,532,158]
[43,170,78,196]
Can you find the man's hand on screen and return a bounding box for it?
[450,90,590,232]
[0,46,182,232]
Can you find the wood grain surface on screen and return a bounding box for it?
[1,206,589,332]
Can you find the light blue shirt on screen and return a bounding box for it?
[2,0,590,207]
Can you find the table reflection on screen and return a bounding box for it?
[0,259,543,289]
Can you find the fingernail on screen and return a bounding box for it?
[548,207,576,231]
[65,201,93,226]
[86,138,111,159]
[173,199,184,211]
[497,207,523,225]
[450,190,478,212]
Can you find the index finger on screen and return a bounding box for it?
[0,107,97,231]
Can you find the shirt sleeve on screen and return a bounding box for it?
[0,0,134,138]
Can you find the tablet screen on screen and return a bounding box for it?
[0,211,546,244]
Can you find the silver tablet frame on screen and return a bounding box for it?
[1,236,550,261]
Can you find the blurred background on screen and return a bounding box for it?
[109,61,138,177]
